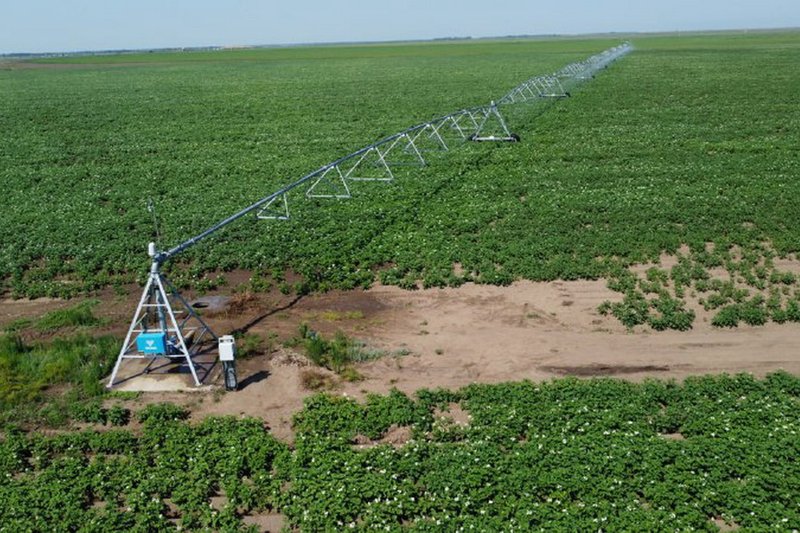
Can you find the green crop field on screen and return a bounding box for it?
[0,37,607,297]
[2,374,799,530]
[3,31,800,532]
[2,31,799,329]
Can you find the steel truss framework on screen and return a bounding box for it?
[107,42,632,388]
[107,262,218,387]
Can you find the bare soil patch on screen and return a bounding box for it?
[433,402,471,427]
[3,275,800,443]
[209,495,228,511]
[241,511,286,532]
[711,516,741,531]
[352,425,413,450]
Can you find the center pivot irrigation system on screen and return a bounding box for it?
[107,42,633,388]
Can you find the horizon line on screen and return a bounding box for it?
[2,25,798,59]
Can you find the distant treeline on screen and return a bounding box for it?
[1,45,224,59]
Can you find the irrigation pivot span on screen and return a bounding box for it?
[107,42,633,388]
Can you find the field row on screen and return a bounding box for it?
[1,373,798,530]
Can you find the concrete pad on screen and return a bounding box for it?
[114,373,216,393]
[109,354,222,392]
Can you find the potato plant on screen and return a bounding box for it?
[2,373,799,531]
[1,33,798,310]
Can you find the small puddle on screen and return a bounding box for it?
[190,295,230,313]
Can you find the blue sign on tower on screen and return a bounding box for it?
[136,332,167,355]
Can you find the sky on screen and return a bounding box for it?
[1,0,799,54]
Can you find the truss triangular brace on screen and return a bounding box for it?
[431,114,471,145]
[409,123,449,153]
[451,110,481,139]
[107,260,218,388]
[381,133,426,167]
[344,146,394,181]
[469,102,520,143]
[256,194,290,220]
[532,76,569,98]
[306,165,351,199]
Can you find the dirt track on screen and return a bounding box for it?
[190,279,800,442]
[4,278,800,442]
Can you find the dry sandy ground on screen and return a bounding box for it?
[4,278,800,443]
[146,279,800,442]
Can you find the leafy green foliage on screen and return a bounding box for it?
[2,374,799,530]
[136,403,190,424]
[711,304,740,328]
[0,312,109,422]
[69,402,131,427]
[0,333,118,417]
[35,300,102,331]
[2,33,799,302]
[284,374,800,530]
[601,242,800,329]
[0,414,289,531]
[297,325,382,374]
[70,401,108,425]
[232,332,263,359]
[599,290,694,331]
[106,405,131,426]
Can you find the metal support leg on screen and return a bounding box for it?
[107,258,217,388]
[470,102,519,142]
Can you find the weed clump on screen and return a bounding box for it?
[36,301,102,331]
